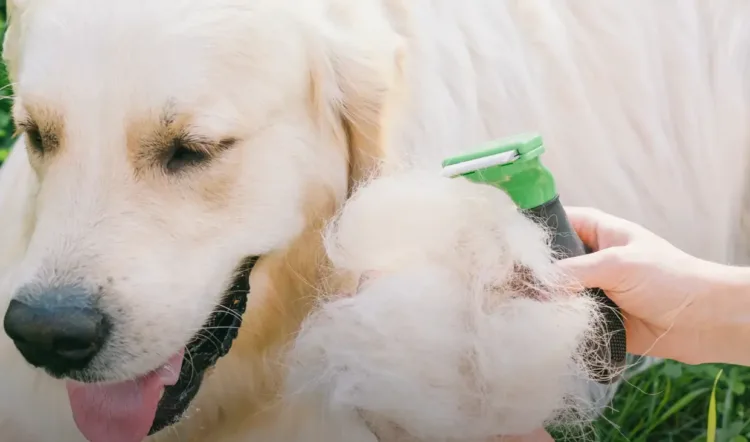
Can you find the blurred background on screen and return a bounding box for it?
[0,1,14,165]
[0,2,748,441]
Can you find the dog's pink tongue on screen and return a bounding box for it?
[66,353,183,442]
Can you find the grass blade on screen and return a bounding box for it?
[707,368,724,442]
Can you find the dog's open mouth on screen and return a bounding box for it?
[65,256,259,442]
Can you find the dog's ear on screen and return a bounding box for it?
[335,42,405,189]
[311,8,406,191]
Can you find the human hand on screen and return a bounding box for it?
[556,207,750,365]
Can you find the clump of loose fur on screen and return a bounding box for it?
[286,171,606,440]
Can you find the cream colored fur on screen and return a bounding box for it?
[287,173,602,440]
[0,0,749,441]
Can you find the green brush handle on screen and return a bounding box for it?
[526,196,626,383]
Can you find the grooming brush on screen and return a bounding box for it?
[441,133,626,383]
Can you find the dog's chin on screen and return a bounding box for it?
[57,348,187,384]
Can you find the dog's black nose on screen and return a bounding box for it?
[3,285,110,376]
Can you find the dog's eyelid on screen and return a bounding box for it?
[15,118,53,155]
[15,118,37,132]
[154,130,239,174]
[16,118,59,140]
[178,132,239,153]
[218,137,239,150]
[175,132,207,149]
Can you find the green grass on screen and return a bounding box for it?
[0,3,748,442]
[0,0,15,165]
[576,361,750,442]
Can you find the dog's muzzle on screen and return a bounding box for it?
[148,255,259,435]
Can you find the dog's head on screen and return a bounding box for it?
[2,0,403,438]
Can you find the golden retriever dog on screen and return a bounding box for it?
[1,0,749,441]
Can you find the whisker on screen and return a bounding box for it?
[192,329,226,354]
[196,325,241,331]
[182,346,199,386]
[212,303,245,322]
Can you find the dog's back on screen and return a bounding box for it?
[291,3,750,436]
[385,0,750,264]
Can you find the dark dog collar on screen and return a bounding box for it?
[148,255,259,435]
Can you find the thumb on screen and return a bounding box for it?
[556,248,622,291]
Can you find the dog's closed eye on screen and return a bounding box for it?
[25,127,45,153]
[16,118,59,156]
[164,136,210,172]
[162,133,237,174]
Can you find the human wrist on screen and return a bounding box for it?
[693,262,750,365]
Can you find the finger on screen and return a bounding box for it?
[555,247,624,291]
[564,206,642,250]
[562,206,606,250]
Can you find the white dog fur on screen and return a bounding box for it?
[1,0,750,441]
[287,172,603,440]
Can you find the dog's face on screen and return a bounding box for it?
[3,0,400,387]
